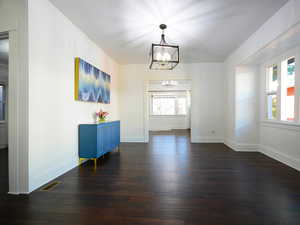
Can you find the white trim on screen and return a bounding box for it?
[261,47,300,124]
[224,139,259,152]
[121,137,146,143]
[29,159,78,193]
[261,120,300,132]
[7,192,22,195]
[149,115,188,118]
[5,13,29,194]
[295,52,300,121]
[144,81,149,143]
[262,46,300,68]
[260,144,300,172]
[223,139,236,150]
[191,136,224,143]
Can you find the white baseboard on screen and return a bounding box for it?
[224,139,259,152]
[29,159,79,193]
[225,140,300,171]
[7,192,21,195]
[149,129,172,131]
[260,145,300,172]
[191,136,224,143]
[121,137,145,143]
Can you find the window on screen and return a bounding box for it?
[281,57,295,121]
[266,65,278,120]
[265,54,298,123]
[0,84,6,122]
[177,96,187,115]
[151,93,188,116]
[152,96,176,115]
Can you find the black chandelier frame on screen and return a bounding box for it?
[149,24,180,70]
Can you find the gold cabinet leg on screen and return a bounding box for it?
[79,158,84,167]
[93,158,97,170]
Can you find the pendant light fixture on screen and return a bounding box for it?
[161,80,178,86]
[149,24,179,70]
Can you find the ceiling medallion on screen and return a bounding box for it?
[149,24,179,70]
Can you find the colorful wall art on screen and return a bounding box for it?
[75,58,110,103]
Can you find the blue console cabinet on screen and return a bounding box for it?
[79,121,120,168]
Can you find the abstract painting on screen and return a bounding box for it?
[75,58,110,103]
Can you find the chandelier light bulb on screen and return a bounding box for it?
[163,52,171,61]
[156,52,162,61]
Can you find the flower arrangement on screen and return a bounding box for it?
[96,110,109,122]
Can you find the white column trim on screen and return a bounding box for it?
[7,28,29,194]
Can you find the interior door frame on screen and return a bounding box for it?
[0,30,29,194]
[143,80,150,143]
[143,79,192,143]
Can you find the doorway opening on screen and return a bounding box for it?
[145,80,192,142]
[0,33,9,194]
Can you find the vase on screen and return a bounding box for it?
[98,118,106,123]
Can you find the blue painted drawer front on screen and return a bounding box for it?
[79,121,120,159]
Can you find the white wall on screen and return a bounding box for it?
[119,63,224,143]
[149,116,190,131]
[235,66,259,146]
[189,63,224,143]
[27,0,120,192]
[260,123,300,171]
[224,0,300,170]
[0,64,8,149]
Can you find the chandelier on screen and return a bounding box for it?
[149,24,179,70]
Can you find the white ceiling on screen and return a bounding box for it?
[49,0,288,64]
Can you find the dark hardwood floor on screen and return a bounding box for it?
[1,130,300,225]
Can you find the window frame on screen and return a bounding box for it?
[150,93,188,116]
[263,48,300,124]
[281,56,296,121]
[266,64,280,121]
